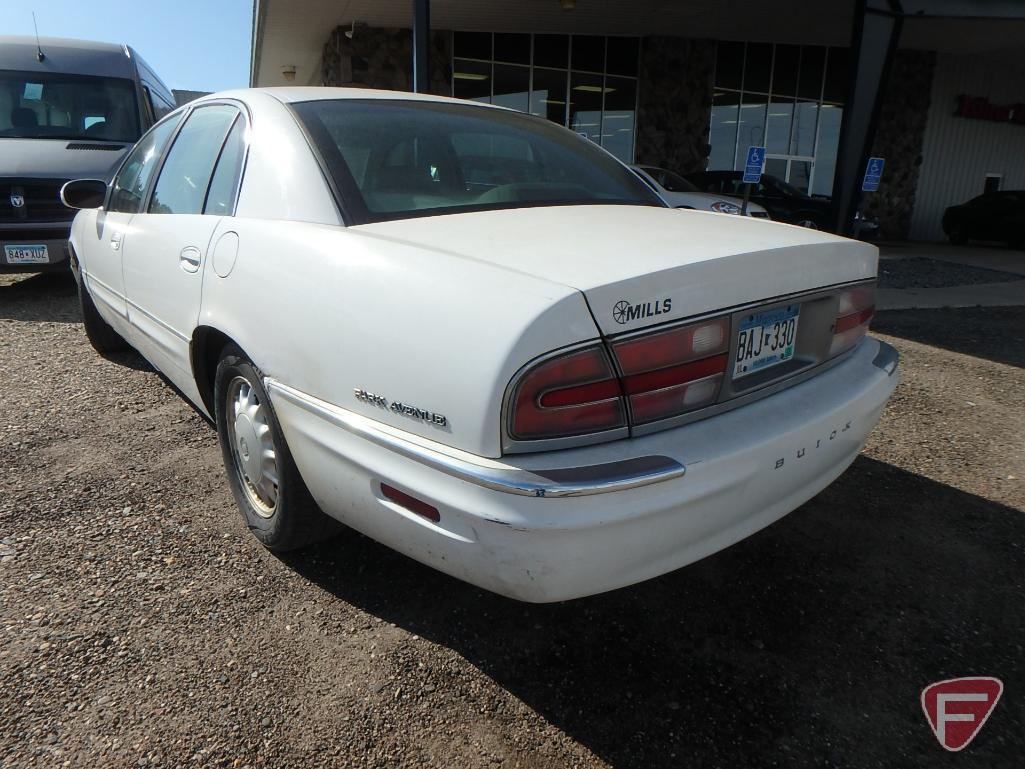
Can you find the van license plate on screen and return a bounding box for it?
[734,304,799,379]
[4,244,49,264]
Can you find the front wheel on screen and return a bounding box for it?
[795,215,821,230]
[79,280,128,354]
[214,346,336,551]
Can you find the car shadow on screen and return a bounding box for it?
[874,306,1025,369]
[0,271,80,323]
[0,272,154,372]
[283,456,1025,768]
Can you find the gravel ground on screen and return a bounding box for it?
[2,272,1024,768]
[876,256,1024,290]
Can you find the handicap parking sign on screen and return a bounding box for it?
[862,157,885,192]
[743,146,765,184]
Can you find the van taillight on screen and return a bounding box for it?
[829,284,875,357]
[509,346,626,440]
[612,317,730,423]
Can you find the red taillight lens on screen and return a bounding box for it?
[612,317,730,424]
[829,284,876,357]
[510,346,626,441]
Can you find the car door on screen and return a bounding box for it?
[121,103,243,390]
[81,114,181,324]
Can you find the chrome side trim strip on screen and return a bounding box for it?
[871,339,899,376]
[265,379,685,498]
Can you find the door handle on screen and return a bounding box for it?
[110,231,123,251]
[179,246,202,273]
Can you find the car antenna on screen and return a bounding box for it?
[32,12,45,61]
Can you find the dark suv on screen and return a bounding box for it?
[942,191,1025,248]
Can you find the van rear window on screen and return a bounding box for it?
[0,70,140,143]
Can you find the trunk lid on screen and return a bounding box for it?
[354,205,877,335]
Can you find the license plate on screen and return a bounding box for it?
[734,304,800,378]
[4,244,49,264]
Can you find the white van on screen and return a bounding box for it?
[0,36,173,273]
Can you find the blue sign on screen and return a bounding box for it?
[743,146,766,184]
[862,156,885,192]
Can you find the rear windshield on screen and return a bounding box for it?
[0,70,140,143]
[293,99,663,224]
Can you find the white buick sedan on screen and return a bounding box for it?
[62,88,898,603]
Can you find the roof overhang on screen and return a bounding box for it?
[250,0,1025,87]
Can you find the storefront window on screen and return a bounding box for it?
[453,33,639,163]
[708,41,848,198]
[708,91,740,171]
[493,64,529,112]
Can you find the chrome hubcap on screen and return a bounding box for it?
[227,376,279,517]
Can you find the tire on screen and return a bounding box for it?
[214,345,336,551]
[79,280,129,354]
[947,224,968,246]
[795,215,821,230]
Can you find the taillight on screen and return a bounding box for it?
[509,346,626,441]
[612,317,730,424]
[829,284,876,357]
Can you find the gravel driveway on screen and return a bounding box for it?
[2,272,1023,768]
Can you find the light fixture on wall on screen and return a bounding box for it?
[560,0,576,9]
[344,20,358,40]
[281,65,297,81]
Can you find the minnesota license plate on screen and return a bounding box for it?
[734,304,799,379]
[4,244,49,264]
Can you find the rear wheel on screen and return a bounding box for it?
[795,215,821,230]
[214,346,336,551]
[79,281,128,354]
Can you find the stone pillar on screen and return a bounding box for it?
[322,26,451,96]
[634,37,715,174]
[862,50,936,240]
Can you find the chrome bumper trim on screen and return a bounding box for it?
[871,339,899,376]
[265,379,685,498]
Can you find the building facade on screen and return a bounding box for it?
[252,1,1025,242]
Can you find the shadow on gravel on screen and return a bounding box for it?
[874,306,1025,369]
[284,456,1025,769]
[0,271,79,323]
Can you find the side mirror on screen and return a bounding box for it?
[60,179,107,210]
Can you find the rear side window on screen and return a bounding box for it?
[108,114,181,213]
[149,105,238,215]
[203,116,247,215]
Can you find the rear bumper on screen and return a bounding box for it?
[268,337,899,602]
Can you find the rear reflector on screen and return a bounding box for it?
[381,483,440,523]
[829,284,876,357]
[510,346,626,441]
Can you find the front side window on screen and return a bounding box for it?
[294,99,662,224]
[0,70,140,142]
[108,114,182,213]
[144,85,174,123]
[657,169,698,193]
[149,105,238,215]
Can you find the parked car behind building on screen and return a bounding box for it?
[0,36,173,272]
[632,165,770,219]
[687,170,879,239]
[941,190,1025,248]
